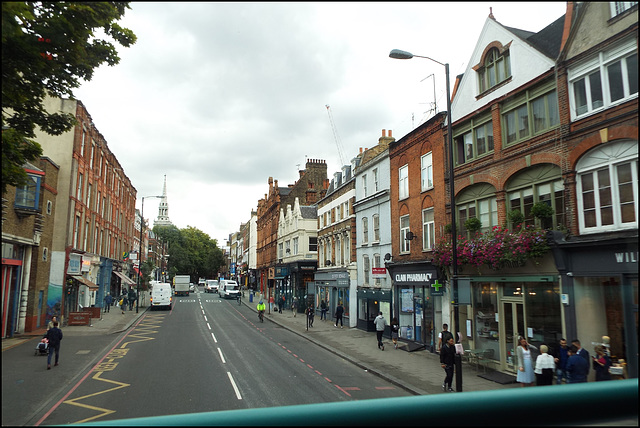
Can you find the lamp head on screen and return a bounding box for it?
[389,49,414,60]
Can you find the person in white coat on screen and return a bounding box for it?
[374,312,387,351]
[534,344,556,385]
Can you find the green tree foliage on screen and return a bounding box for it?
[1,2,136,193]
[153,225,223,282]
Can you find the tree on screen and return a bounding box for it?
[1,2,136,193]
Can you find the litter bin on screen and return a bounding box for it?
[249,292,253,303]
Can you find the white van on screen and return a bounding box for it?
[218,280,240,299]
[150,282,172,310]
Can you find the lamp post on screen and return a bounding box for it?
[137,195,163,313]
[389,49,462,391]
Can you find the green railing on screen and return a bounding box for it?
[77,379,637,426]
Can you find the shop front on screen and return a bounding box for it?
[356,287,392,332]
[386,262,440,351]
[274,265,290,309]
[551,233,638,379]
[314,270,350,324]
[289,261,316,315]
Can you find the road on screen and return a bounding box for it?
[10,288,411,425]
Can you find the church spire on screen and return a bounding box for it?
[154,175,173,227]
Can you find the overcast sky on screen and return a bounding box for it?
[73,2,567,246]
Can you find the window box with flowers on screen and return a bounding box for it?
[432,224,550,272]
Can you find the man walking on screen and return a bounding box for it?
[104,293,112,313]
[572,339,590,377]
[552,338,570,384]
[440,336,456,392]
[438,323,453,353]
[334,301,344,328]
[374,311,387,351]
[46,320,63,370]
[128,288,136,311]
[566,345,588,383]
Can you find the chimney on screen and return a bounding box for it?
[359,147,363,154]
[382,129,386,137]
[379,129,395,147]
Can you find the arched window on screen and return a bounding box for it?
[576,140,637,233]
[506,164,564,229]
[478,48,511,93]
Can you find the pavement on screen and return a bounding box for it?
[2,288,519,396]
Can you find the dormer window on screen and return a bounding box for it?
[478,47,511,93]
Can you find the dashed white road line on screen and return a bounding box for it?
[227,372,242,400]
[218,347,226,363]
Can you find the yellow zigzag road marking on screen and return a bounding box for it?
[63,371,130,424]
[61,314,163,424]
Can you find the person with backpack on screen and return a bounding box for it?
[45,320,63,370]
[438,324,454,353]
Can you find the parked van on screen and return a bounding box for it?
[150,282,172,310]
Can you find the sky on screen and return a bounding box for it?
[73,2,568,246]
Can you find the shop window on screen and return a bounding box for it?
[472,283,499,357]
[524,282,562,348]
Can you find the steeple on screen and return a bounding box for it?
[154,175,173,227]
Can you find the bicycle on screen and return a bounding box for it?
[237,295,241,305]
[258,310,264,323]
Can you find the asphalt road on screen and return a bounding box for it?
[5,290,411,425]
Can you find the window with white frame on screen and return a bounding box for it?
[400,215,410,253]
[422,208,435,250]
[76,173,83,200]
[399,165,409,199]
[278,242,283,259]
[373,253,381,285]
[457,183,500,235]
[569,38,637,120]
[576,140,637,233]
[373,168,379,192]
[293,237,299,255]
[90,143,95,169]
[363,254,370,285]
[81,128,86,157]
[610,1,638,17]
[344,201,349,216]
[87,183,91,209]
[74,215,80,249]
[344,232,350,263]
[362,217,369,244]
[94,226,99,253]
[373,214,380,242]
[362,174,368,198]
[421,152,433,190]
[285,240,290,256]
[84,221,90,251]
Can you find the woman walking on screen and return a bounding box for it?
[390,317,400,349]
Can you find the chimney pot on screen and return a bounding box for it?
[382,129,386,137]
[389,130,392,137]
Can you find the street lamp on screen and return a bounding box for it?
[390,48,462,391]
[137,195,163,313]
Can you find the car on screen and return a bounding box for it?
[218,280,240,299]
[205,279,219,293]
[189,283,195,292]
[198,279,206,288]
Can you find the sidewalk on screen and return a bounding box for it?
[2,290,518,395]
[246,291,518,395]
[1,304,148,352]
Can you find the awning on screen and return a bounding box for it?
[71,275,99,290]
[114,271,136,285]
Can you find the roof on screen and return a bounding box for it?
[300,206,317,219]
[503,14,566,59]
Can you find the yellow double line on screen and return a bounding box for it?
[63,314,165,424]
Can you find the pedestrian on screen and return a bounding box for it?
[571,339,590,376]
[269,295,275,313]
[390,317,400,349]
[551,338,570,384]
[593,345,612,381]
[440,336,456,392]
[566,345,588,383]
[47,316,58,331]
[334,301,344,328]
[307,306,315,327]
[320,300,327,321]
[516,336,538,387]
[279,295,285,314]
[128,288,136,311]
[374,311,387,351]
[534,344,556,385]
[118,294,125,314]
[291,297,298,317]
[45,320,63,370]
[438,323,454,353]
[104,293,112,313]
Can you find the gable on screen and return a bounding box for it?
[451,16,561,123]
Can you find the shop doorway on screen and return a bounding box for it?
[501,301,524,371]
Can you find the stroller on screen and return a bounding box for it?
[35,336,49,356]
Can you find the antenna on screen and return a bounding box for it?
[420,73,437,118]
